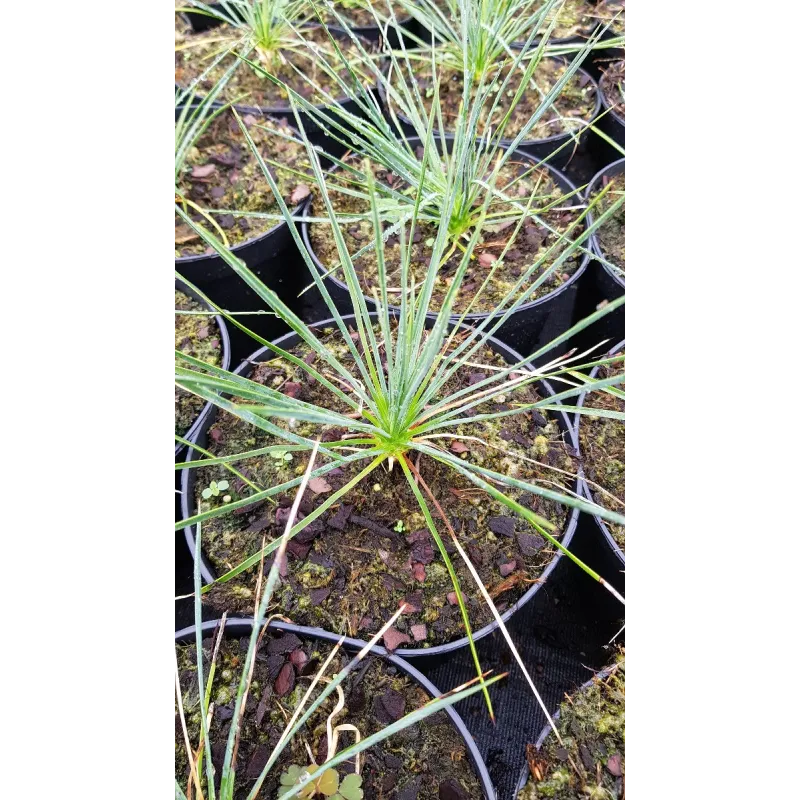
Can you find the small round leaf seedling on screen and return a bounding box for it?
[201,479,230,500]
[278,765,358,799]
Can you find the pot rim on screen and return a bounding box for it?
[176,24,378,118]
[514,666,616,797]
[175,278,232,457]
[573,339,625,565]
[174,110,305,266]
[180,312,582,657]
[597,60,626,130]
[585,157,625,289]
[377,55,601,148]
[175,616,496,799]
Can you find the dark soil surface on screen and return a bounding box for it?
[176,629,484,799]
[595,0,625,33]
[176,12,192,40]
[599,60,625,121]
[325,1,409,28]
[577,353,624,549]
[175,24,376,109]
[590,169,624,274]
[175,111,310,258]
[518,653,624,799]
[526,0,600,40]
[193,324,577,648]
[176,290,223,437]
[391,57,597,141]
[308,154,586,315]
[425,0,596,41]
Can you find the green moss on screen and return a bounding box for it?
[595,0,626,33]
[535,0,599,39]
[577,352,624,548]
[519,653,625,800]
[175,290,223,436]
[324,1,408,27]
[591,171,625,273]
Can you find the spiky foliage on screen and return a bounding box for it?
[176,446,503,800]
[195,5,608,313]
[389,0,624,74]
[175,3,625,717]
[175,0,382,105]
[179,0,314,68]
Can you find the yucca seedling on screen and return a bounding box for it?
[176,442,504,800]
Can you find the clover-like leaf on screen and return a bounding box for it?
[201,487,212,500]
[338,773,363,800]
[317,768,339,796]
[280,765,304,786]
[279,765,315,798]
[217,479,230,491]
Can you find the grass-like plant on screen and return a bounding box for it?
[175,0,380,109]
[176,443,503,800]
[174,0,625,719]
[175,68,242,247]
[393,0,624,71]
[192,8,612,315]
[178,0,313,69]
[377,0,623,158]
[175,115,624,715]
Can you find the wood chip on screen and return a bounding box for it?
[291,183,311,203]
[191,164,216,178]
[308,476,332,494]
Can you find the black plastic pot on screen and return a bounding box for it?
[587,157,624,292]
[514,667,614,797]
[574,339,624,568]
[175,278,231,459]
[180,312,581,658]
[596,60,625,152]
[180,21,378,161]
[175,617,496,799]
[587,17,625,81]
[377,57,600,171]
[175,204,303,351]
[334,10,415,49]
[569,157,624,353]
[299,138,591,358]
[175,104,308,350]
[511,24,599,53]
[182,4,413,46]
